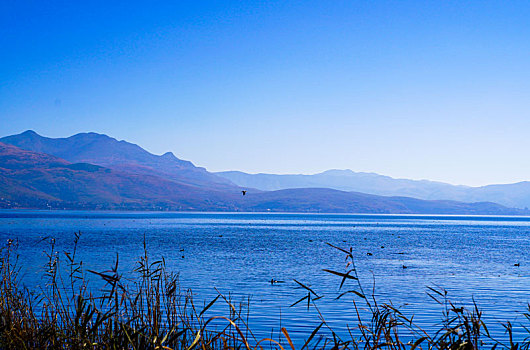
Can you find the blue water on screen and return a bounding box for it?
[0,211,529,345]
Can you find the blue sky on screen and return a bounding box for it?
[1,1,530,186]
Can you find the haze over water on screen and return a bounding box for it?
[1,211,529,345]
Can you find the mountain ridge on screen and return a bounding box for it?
[0,141,241,210]
[1,130,237,190]
[0,131,528,215]
[216,170,530,209]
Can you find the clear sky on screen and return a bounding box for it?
[1,1,530,186]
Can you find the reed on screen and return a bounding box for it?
[0,236,528,349]
[291,243,530,350]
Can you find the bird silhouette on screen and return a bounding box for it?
[241,190,247,196]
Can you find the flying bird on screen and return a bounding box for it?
[241,190,247,196]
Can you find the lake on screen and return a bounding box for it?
[0,210,529,346]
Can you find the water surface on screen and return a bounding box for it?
[0,211,529,345]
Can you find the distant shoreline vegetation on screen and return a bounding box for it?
[2,210,530,221]
[1,237,529,349]
[0,200,529,216]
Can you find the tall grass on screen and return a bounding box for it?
[0,237,529,349]
[0,236,259,349]
[291,243,530,350]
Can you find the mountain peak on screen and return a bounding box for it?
[21,130,39,136]
[320,169,356,176]
[70,132,115,141]
[162,151,176,159]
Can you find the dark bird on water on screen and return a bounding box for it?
[241,190,247,196]
[270,279,285,285]
[514,263,520,267]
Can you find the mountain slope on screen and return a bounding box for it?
[1,130,237,190]
[216,170,530,209]
[0,142,239,210]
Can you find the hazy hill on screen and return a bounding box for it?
[216,170,530,209]
[1,130,237,190]
[235,188,524,215]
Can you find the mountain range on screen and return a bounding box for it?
[0,141,240,210]
[0,130,527,215]
[2,130,234,190]
[216,170,530,209]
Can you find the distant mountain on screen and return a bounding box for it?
[216,170,530,209]
[1,130,236,190]
[236,188,524,215]
[1,131,527,215]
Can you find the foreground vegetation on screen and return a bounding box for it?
[0,235,529,349]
